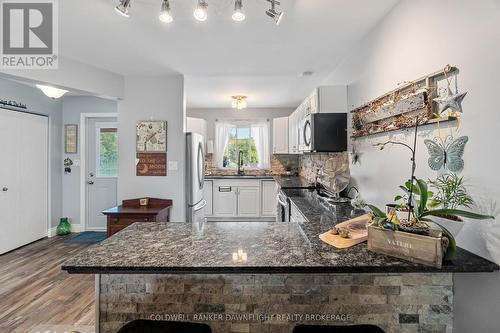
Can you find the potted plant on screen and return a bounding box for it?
[426,172,475,236]
[367,178,493,264]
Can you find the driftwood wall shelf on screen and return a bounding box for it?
[351,66,459,138]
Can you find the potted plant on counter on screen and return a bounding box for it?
[367,178,493,266]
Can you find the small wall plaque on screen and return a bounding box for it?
[65,124,78,153]
[136,153,167,176]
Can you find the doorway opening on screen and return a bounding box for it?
[79,113,118,232]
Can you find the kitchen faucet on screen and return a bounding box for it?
[237,150,244,176]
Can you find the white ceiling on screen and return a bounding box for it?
[59,0,399,108]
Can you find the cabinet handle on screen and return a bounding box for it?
[2,187,8,192]
[219,186,232,192]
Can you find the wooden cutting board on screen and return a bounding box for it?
[319,214,370,249]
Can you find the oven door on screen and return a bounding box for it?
[299,114,312,152]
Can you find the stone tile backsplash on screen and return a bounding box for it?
[299,152,350,185]
[205,151,350,185]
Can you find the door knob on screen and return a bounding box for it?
[2,187,8,192]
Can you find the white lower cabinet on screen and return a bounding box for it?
[213,184,238,217]
[237,187,260,217]
[261,180,277,216]
[203,180,213,216]
[210,179,276,220]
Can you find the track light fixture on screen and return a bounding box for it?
[114,0,282,25]
[159,0,173,23]
[115,0,131,18]
[232,0,245,22]
[266,0,284,25]
[194,0,208,22]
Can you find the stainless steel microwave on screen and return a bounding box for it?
[299,113,347,152]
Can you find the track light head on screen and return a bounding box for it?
[194,0,208,22]
[115,0,131,18]
[232,0,245,22]
[159,0,173,23]
[265,0,284,25]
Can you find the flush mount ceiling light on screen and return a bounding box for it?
[194,0,208,22]
[115,0,131,17]
[159,0,173,23]
[232,0,245,22]
[231,96,248,110]
[36,84,68,99]
[266,0,284,25]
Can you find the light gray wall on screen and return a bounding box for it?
[61,96,118,227]
[323,1,500,331]
[118,75,186,221]
[0,77,63,228]
[187,107,293,151]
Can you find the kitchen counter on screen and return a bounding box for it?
[274,175,315,189]
[62,220,498,274]
[205,175,275,180]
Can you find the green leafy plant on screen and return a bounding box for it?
[429,173,473,209]
[367,178,494,260]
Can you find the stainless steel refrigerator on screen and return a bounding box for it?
[186,132,206,224]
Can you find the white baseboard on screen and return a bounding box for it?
[48,226,58,238]
[84,227,106,232]
[47,223,86,237]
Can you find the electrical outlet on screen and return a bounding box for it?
[168,161,178,171]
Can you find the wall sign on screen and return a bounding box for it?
[136,121,167,152]
[64,124,78,153]
[136,153,167,176]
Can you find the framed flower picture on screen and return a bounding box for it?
[136,121,167,153]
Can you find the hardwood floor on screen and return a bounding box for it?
[0,236,96,333]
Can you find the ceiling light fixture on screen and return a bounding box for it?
[232,0,245,22]
[115,0,131,18]
[159,0,173,23]
[36,84,68,99]
[231,96,248,110]
[265,0,284,25]
[193,0,208,22]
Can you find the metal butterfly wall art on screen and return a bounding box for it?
[424,136,468,172]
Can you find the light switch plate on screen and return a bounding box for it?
[168,161,178,171]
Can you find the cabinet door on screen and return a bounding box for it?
[237,187,260,217]
[273,117,289,154]
[186,117,207,138]
[204,180,213,216]
[213,185,237,217]
[288,112,299,154]
[261,181,277,216]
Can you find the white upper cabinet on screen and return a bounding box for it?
[272,117,289,154]
[186,117,208,138]
[288,111,300,154]
[314,86,347,114]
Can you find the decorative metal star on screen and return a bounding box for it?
[433,87,467,114]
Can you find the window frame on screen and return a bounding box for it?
[95,122,118,178]
[222,126,259,170]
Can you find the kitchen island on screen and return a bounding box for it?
[63,220,498,333]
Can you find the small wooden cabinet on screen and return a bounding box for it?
[103,198,172,237]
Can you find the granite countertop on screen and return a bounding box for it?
[62,219,499,274]
[274,176,315,189]
[205,175,275,180]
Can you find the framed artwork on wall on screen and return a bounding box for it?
[64,124,78,153]
[136,121,167,153]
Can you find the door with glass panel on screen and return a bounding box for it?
[86,118,118,230]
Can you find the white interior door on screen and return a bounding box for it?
[86,118,118,231]
[0,109,48,254]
